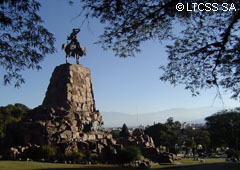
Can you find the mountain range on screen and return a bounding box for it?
[101,107,225,128]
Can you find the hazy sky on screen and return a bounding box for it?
[0,0,239,115]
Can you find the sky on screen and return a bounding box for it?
[0,0,239,117]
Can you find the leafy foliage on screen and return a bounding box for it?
[160,2,240,98]
[145,117,210,154]
[0,103,29,138]
[40,145,57,161]
[180,126,210,155]
[79,0,240,99]
[58,151,84,163]
[205,108,240,151]
[194,129,210,151]
[119,123,130,137]
[110,130,120,139]
[0,0,56,87]
[116,146,141,164]
[145,118,181,153]
[226,148,240,161]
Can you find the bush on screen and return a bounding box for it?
[83,150,92,162]
[58,151,84,162]
[57,150,92,163]
[40,145,57,161]
[98,147,117,163]
[116,146,141,164]
[226,148,240,161]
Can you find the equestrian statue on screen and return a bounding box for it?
[62,28,86,64]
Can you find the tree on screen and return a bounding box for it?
[79,0,240,99]
[145,118,181,153]
[111,130,120,139]
[1,0,56,87]
[205,109,240,151]
[119,123,130,137]
[0,103,30,138]
[194,129,210,153]
[145,123,168,148]
[165,117,181,153]
[181,127,196,155]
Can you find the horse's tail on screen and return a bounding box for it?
[80,45,87,56]
[62,44,66,51]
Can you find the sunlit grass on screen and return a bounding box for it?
[152,158,226,169]
[0,161,119,170]
[0,158,226,170]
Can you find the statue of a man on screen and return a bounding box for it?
[67,28,80,48]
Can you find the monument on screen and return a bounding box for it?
[0,30,174,166]
[1,29,111,154]
[3,63,111,150]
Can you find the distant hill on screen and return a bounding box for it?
[101,107,225,127]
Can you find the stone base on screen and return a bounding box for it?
[4,105,104,148]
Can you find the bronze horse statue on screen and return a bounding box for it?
[61,43,86,64]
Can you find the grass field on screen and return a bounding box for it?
[152,158,226,168]
[0,158,239,170]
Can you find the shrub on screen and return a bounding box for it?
[98,147,117,163]
[40,145,57,161]
[70,152,84,162]
[57,150,92,163]
[83,150,92,162]
[116,146,141,164]
[59,151,84,162]
[226,148,240,161]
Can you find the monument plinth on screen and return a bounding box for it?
[42,64,96,112]
[4,64,105,148]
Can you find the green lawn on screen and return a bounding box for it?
[152,158,226,168]
[177,158,225,164]
[0,161,119,170]
[0,158,237,170]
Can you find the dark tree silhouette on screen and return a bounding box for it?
[119,123,130,137]
[205,108,240,151]
[0,0,56,87]
[79,0,240,99]
[0,103,30,138]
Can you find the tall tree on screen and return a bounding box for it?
[180,127,197,155]
[145,118,181,153]
[0,103,30,138]
[119,123,130,137]
[79,0,240,99]
[205,109,240,151]
[0,0,56,87]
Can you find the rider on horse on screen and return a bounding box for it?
[68,28,81,50]
[62,28,86,64]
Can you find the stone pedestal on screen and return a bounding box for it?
[42,64,96,112]
[4,64,105,147]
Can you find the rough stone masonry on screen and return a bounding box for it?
[3,64,108,150]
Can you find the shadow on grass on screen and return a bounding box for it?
[155,163,240,170]
[38,166,132,170]
[37,163,240,170]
